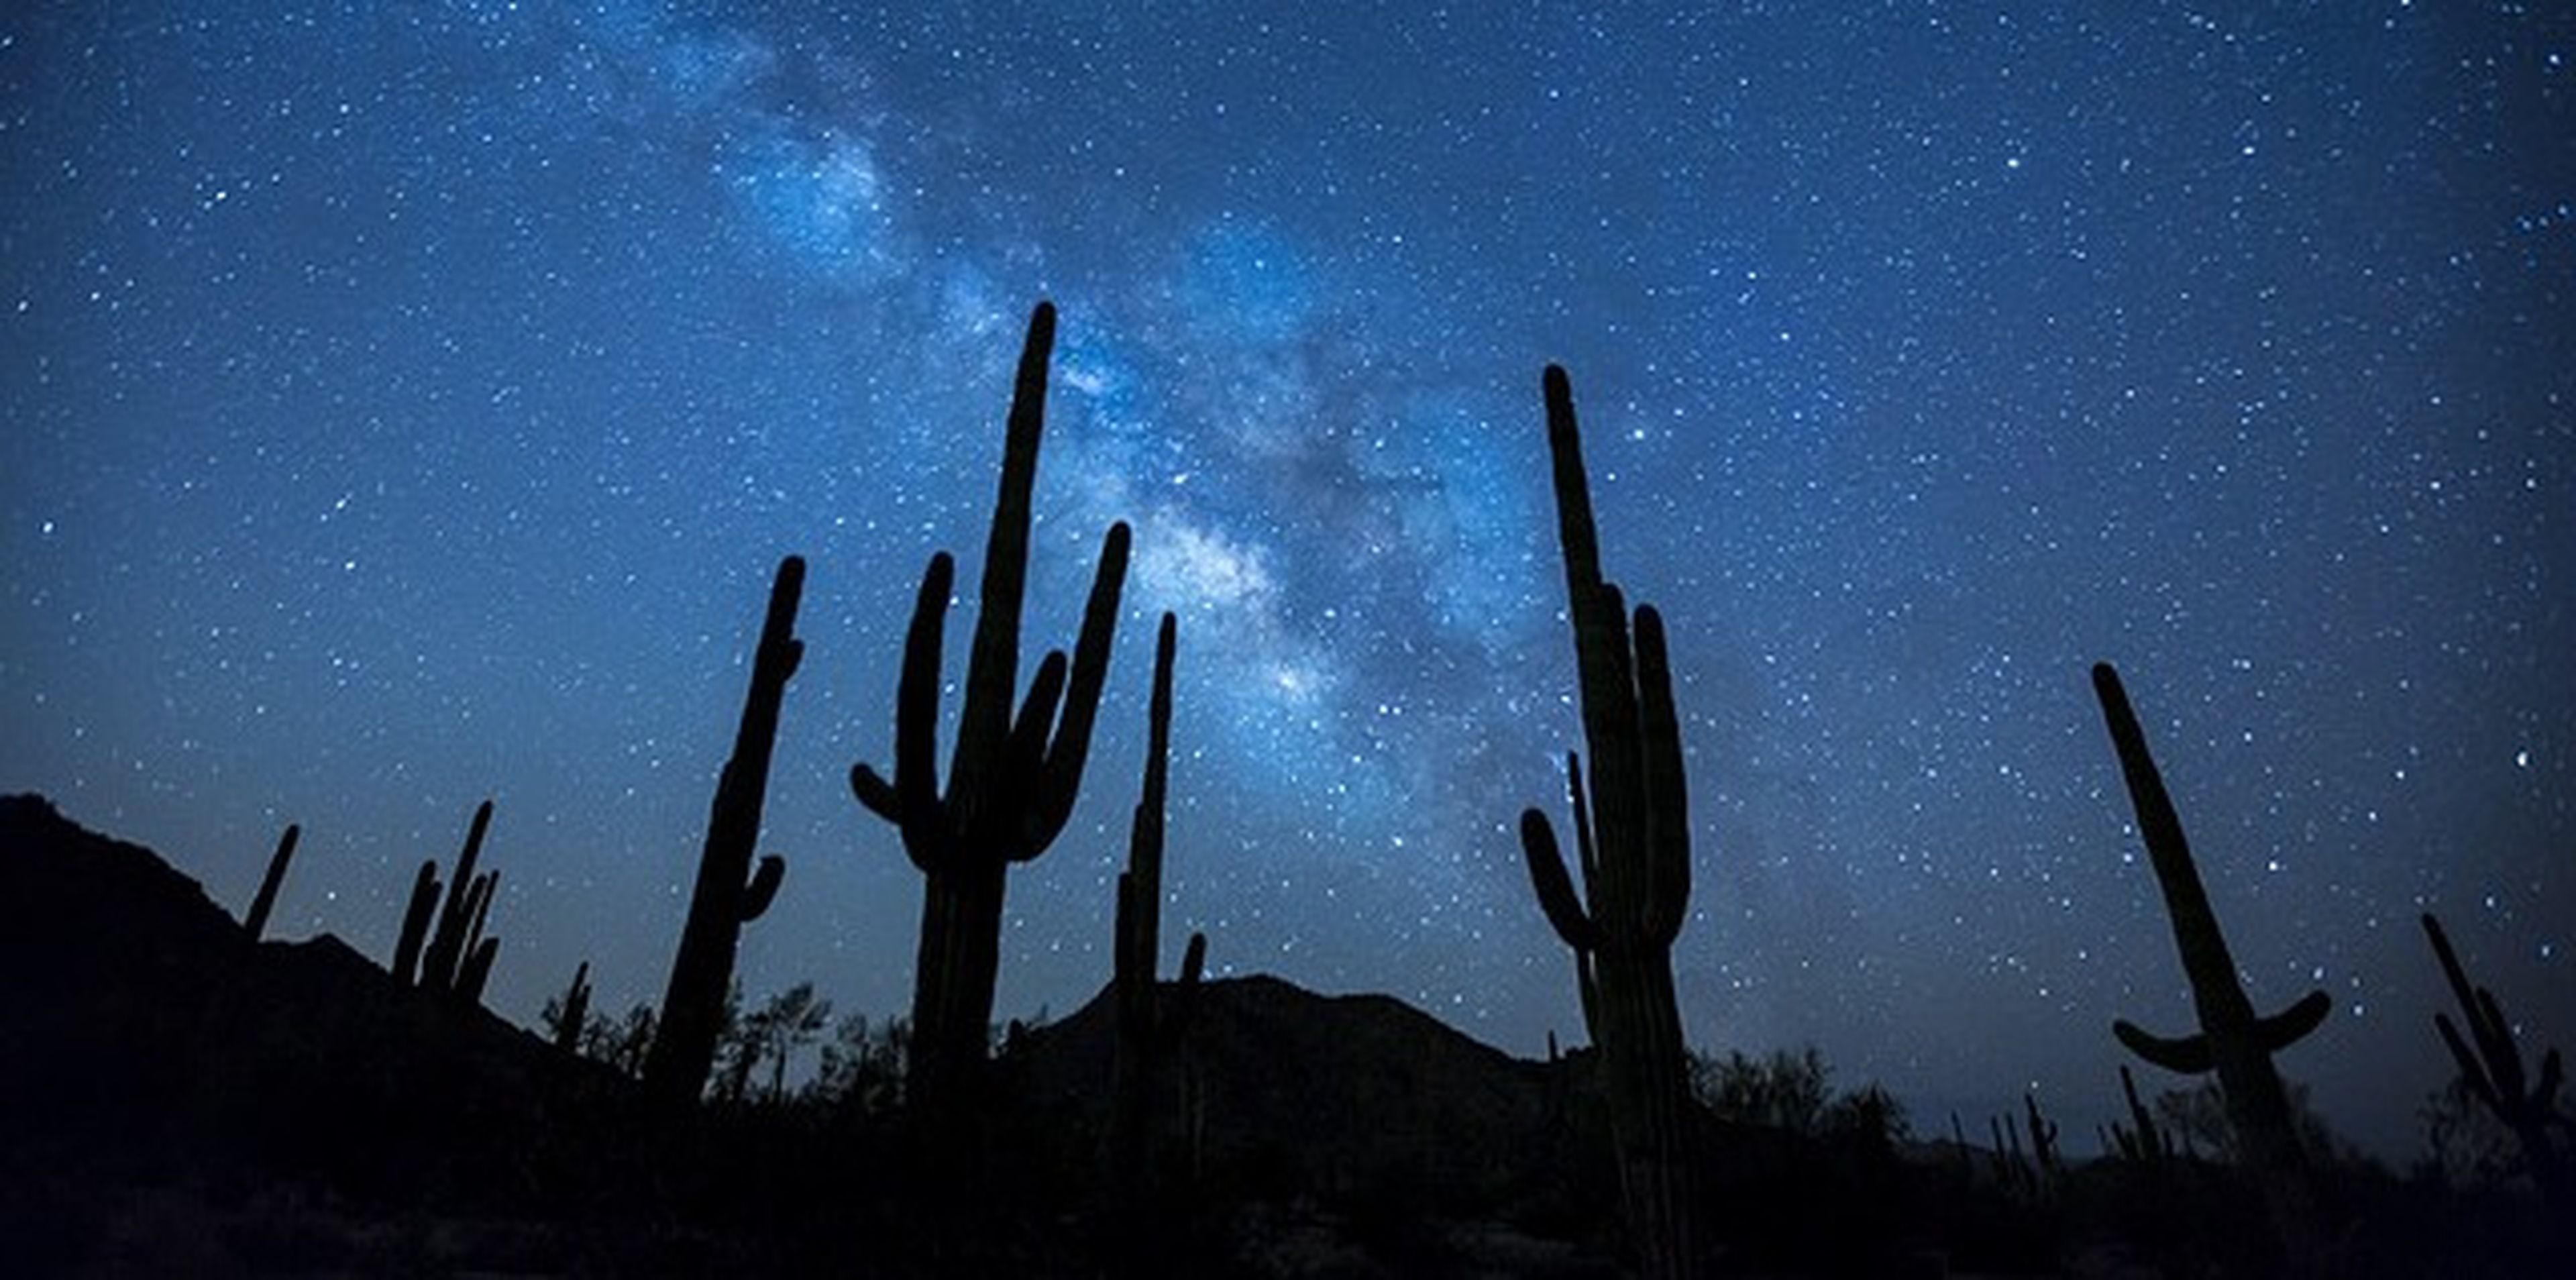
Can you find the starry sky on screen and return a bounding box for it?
[3,1,2569,1161]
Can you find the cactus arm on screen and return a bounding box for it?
[457,936,500,1005]
[2421,910,2480,1021]
[1633,606,1690,945]
[1566,753,1601,892]
[852,551,957,869]
[2260,990,2334,1052]
[1005,651,1071,790]
[2113,1020,2214,1074]
[1519,808,1603,951]
[741,854,785,922]
[1029,522,1133,844]
[2434,1012,2500,1106]
[2474,988,2532,1100]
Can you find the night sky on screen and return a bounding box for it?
[4,2,2569,1161]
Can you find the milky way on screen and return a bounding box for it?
[4,1,2569,1159]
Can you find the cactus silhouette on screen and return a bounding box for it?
[2092,663,2327,1246]
[2421,910,2571,1204]
[400,799,504,1006]
[241,822,300,939]
[1110,612,1208,1194]
[2024,1091,2062,1179]
[554,960,594,1055]
[2108,1063,2172,1164]
[645,555,804,1112]
[851,301,1131,1120]
[1515,365,1701,1280]
[391,858,440,985]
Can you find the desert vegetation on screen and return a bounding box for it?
[3,304,2569,1277]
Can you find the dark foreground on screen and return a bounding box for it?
[1,794,2563,1277]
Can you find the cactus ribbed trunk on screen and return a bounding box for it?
[852,301,1131,1126]
[646,554,805,1114]
[910,854,1009,1102]
[1516,366,1701,1280]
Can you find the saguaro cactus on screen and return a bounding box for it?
[2092,663,2328,1232]
[241,823,301,939]
[2421,910,2571,1203]
[400,799,504,1008]
[645,555,805,1112]
[851,301,1131,1119]
[1111,613,1208,1191]
[1515,365,1701,1280]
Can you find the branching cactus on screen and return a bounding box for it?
[241,823,301,940]
[851,301,1131,1120]
[2092,663,2328,1231]
[2422,910,2571,1203]
[1110,613,1208,1191]
[1515,365,1701,1280]
[379,800,508,1007]
[646,555,806,1112]
[396,799,507,1010]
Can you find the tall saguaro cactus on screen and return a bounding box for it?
[1111,612,1208,1191]
[241,823,301,939]
[1516,365,1701,1280]
[2092,664,2328,1226]
[851,301,1131,1119]
[645,554,806,1113]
